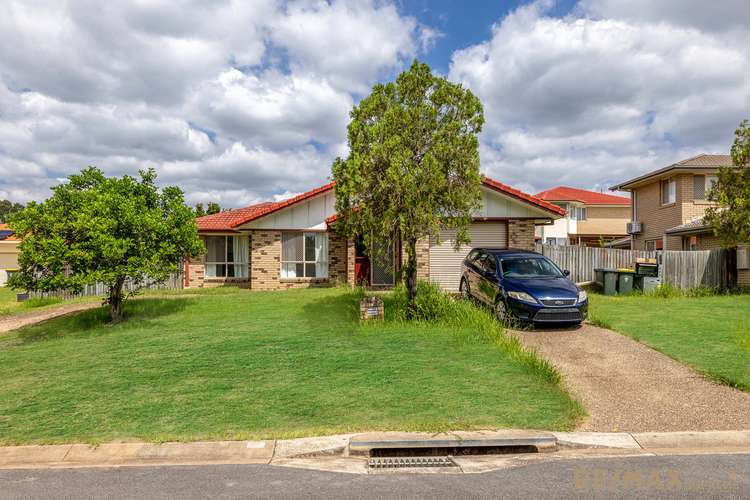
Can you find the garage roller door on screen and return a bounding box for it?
[429,222,508,292]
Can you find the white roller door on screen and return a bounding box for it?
[429,222,508,292]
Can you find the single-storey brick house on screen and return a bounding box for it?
[188,177,565,292]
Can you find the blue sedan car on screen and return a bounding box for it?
[459,248,588,325]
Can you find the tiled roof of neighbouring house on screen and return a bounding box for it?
[535,186,631,206]
[198,177,564,232]
[610,153,733,191]
[0,223,19,241]
[665,217,711,235]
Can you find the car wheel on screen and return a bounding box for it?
[460,278,471,300]
[495,299,508,322]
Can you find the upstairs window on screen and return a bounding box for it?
[693,174,718,201]
[205,236,248,278]
[281,232,328,279]
[660,178,676,205]
[568,206,587,220]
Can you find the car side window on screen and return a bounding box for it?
[466,249,480,264]
[483,254,497,275]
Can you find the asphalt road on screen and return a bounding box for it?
[0,454,747,499]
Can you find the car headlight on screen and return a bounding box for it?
[507,291,538,304]
[578,290,588,303]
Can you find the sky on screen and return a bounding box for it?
[1,0,748,208]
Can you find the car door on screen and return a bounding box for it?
[477,254,500,305]
[465,250,484,300]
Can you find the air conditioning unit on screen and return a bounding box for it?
[627,221,643,234]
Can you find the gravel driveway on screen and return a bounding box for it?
[512,323,750,432]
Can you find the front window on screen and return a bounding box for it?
[645,239,663,251]
[661,178,676,205]
[567,205,587,220]
[205,235,248,278]
[281,232,328,279]
[501,258,563,278]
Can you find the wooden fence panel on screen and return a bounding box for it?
[535,244,657,284]
[661,249,727,289]
[29,272,184,300]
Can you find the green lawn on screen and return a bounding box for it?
[590,293,750,391]
[0,287,581,445]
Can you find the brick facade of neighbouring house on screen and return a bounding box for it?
[328,232,349,285]
[508,220,536,250]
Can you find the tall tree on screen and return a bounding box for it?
[0,200,24,223]
[332,61,484,309]
[8,167,203,322]
[194,202,206,218]
[206,202,221,215]
[705,120,750,246]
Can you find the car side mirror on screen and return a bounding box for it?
[563,269,570,277]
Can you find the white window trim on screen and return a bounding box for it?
[204,235,248,279]
[280,231,329,279]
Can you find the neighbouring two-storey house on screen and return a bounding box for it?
[610,153,749,286]
[189,177,565,292]
[534,186,631,247]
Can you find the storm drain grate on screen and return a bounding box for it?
[368,457,457,469]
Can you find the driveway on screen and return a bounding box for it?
[511,323,750,432]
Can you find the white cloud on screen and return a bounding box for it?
[0,0,418,206]
[449,1,750,192]
[271,0,418,93]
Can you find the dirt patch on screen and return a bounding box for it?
[511,323,750,432]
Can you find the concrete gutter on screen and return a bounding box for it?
[0,430,748,470]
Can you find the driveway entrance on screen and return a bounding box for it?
[511,324,750,432]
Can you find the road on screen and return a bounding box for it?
[0,453,747,499]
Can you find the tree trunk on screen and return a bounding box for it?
[108,279,125,322]
[406,237,418,316]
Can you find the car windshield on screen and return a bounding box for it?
[501,257,563,278]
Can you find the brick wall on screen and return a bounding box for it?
[347,238,356,285]
[632,173,721,251]
[328,232,348,285]
[250,230,282,290]
[186,255,205,288]
[508,220,535,250]
[415,236,430,281]
[632,177,683,250]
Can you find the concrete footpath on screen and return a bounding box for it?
[1,430,749,473]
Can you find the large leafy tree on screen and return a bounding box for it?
[0,199,24,223]
[8,167,203,322]
[705,119,750,245]
[332,61,484,309]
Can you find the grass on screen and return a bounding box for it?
[589,291,750,391]
[0,286,582,445]
[0,287,64,316]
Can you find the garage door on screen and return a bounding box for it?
[429,222,508,292]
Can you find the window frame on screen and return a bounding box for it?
[660,178,677,206]
[280,231,329,279]
[204,235,247,279]
[693,174,718,201]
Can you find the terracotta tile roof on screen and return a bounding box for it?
[481,177,566,216]
[611,153,733,191]
[535,186,631,206]
[201,177,563,232]
[196,183,335,231]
